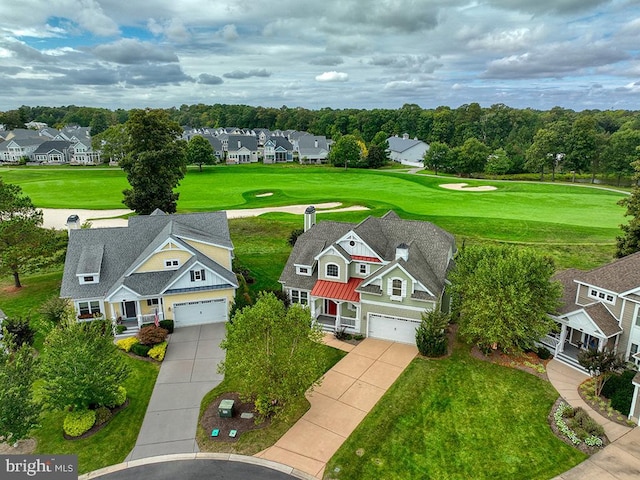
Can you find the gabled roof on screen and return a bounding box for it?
[552,268,585,315]
[33,140,72,155]
[227,134,258,152]
[266,136,293,150]
[280,212,455,296]
[387,136,428,153]
[583,303,623,338]
[61,211,234,300]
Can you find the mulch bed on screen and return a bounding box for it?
[63,399,130,441]
[200,392,269,442]
[547,397,609,455]
[577,378,636,427]
[469,345,549,381]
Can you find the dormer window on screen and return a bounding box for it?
[84,276,94,283]
[359,264,368,275]
[326,264,339,278]
[190,269,206,282]
[296,266,311,276]
[388,277,407,301]
[79,274,99,285]
[165,259,180,269]
[588,288,615,305]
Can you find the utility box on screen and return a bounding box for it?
[219,399,234,418]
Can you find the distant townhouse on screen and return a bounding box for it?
[226,135,259,164]
[387,134,429,166]
[33,140,73,164]
[297,134,331,164]
[263,136,294,163]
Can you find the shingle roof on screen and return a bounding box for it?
[552,268,585,314]
[61,211,234,300]
[386,136,427,153]
[579,251,640,293]
[33,140,72,154]
[227,135,258,151]
[584,303,623,338]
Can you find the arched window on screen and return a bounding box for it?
[392,279,403,297]
[326,263,339,278]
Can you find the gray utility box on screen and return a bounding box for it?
[219,399,234,418]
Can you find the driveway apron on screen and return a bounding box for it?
[127,324,226,461]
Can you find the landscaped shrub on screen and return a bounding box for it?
[130,343,151,357]
[115,324,127,335]
[602,369,635,414]
[63,409,96,437]
[536,346,552,360]
[415,307,449,357]
[116,336,139,352]
[94,406,112,426]
[39,296,70,327]
[111,386,127,407]
[148,341,168,361]
[568,407,605,438]
[136,325,168,345]
[2,316,35,347]
[159,319,174,333]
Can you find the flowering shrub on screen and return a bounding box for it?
[554,403,581,445]
[63,409,96,437]
[585,435,603,447]
[148,341,168,361]
[554,401,604,448]
[137,325,169,346]
[116,337,139,352]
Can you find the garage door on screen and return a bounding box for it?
[173,298,227,327]
[368,313,420,344]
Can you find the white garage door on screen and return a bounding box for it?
[173,298,227,327]
[368,313,420,344]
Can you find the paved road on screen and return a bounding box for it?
[89,458,302,480]
[127,324,226,461]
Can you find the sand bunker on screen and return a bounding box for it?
[440,183,497,192]
[255,192,273,197]
[41,203,369,229]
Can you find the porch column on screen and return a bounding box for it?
[109,303,116,321]
[310,297,316,319]
[355,304,361,332]
[630,383,640,421]
[558,324,568,355]
[335,301,342,329]
[159,298,165,321]
[597,337,605,352]
[136,300,143,328]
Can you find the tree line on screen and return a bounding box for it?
[2,103,639,181]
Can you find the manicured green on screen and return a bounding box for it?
[325,346,586,480]
[34,353,159,474]
[197,344,346,455]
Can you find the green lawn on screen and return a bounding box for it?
[34,354,159,474]
[325,345,586,480]
[197,344,346,455]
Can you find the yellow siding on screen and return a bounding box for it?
[164,288,235,319]
[183,240,232,269]
[136,250,193,272]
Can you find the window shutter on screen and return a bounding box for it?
[387,279,393,296]
[201,269,206,281]
[190,271,195,282]
[401,281,407,297]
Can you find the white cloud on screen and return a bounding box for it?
[315,71,349,82]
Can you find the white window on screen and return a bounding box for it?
[326,264,339,278]
[165,259,180,268]
[359,264,368,275]
[190,269,206,282]
[78,301,101,316]
[290,289,308,305]
[588,288,615,305]
[147,298,160,306]
[392,279,402,297]
[630,343,639,362]
[387,278,407,301]
[296,266,311,276]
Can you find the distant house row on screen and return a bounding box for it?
[0,126,101,165]
[182,127,334,164]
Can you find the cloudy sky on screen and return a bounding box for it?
[0,0,638,112]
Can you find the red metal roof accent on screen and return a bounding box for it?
[351,255,381,263]
[311,277,363,302]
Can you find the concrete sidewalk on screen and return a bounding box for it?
[547,359,640,479]
[257,337,417,479]
[127,324,226,461]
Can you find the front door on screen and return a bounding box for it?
[326,300,337,316]
[123,301,137,319]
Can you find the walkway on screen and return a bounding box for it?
[547,359,640,479]
[256,336,417,479]
[127,324,226,461]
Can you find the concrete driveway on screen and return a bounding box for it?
[127,324,226,461]
[257,337,418,479]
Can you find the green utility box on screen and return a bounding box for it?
[219,399,234,418]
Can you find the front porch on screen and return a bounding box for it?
[312,298,360,334]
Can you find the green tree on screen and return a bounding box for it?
[566,115,603,181]
[485,148,512,175]
[0,179,65,287]
[604,129,640,185]
[616,160,640,257]
[92,124,126,164]
[365,144,388,169]
[452,138,490,175]
[39,313,130,411]
[0,337,41,441]
[219,292,325,418]
[577,349,626,397]
[449,245,561,353]
[525,122,568,181]
[120,109,187,214]
[415,306,450,357]
[422,141,452,175]
[186,135,217,172]
[328,134,362,169]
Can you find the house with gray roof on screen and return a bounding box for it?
[387,134,429,167]
[226,135,258,164]
[33,140,73,164]
[297,135,331,164]
[279,208,456,344]
[61,209,238,333]
[263,136,293,163]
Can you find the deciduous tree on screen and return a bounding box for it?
[120,109,187,214]
[186,135,217,172]
[449,245,561,353]
[423,141,451,175]
[328,134,363,169]
[616,160,640,257]
[219,292,325,418]
[577,349,626,397]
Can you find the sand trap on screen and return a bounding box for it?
[440,183,497,192]
[255,192,273,197]
[41,203,369,229]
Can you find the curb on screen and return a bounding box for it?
[78,452,317,480]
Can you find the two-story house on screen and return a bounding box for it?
[263,136,294,163]
[60,209,238,334]
[226,135,258,164]
[279,207,456,344]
